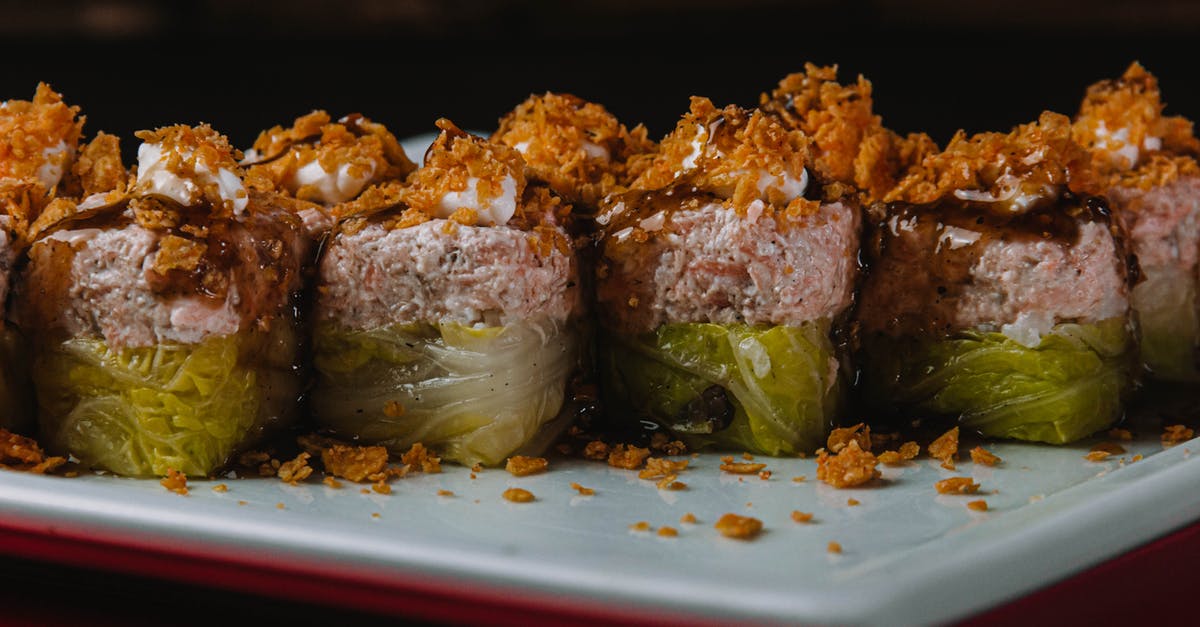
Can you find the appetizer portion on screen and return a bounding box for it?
[760,63,936,204]
[1073,63,1200,381]
[0,83,92,432]
[859,112,1137,444]
[492,92,653,209]
[15,125,306,476]
[596,98,859,455]
[244,110,415,240]
[312,120,581,466]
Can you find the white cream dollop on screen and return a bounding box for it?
[435,175,519,226]
[293,159,376,205]
[755,168,808,203]
[136,142,248,215]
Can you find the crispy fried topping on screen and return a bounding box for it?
[246,110,415,207]
[630,521,651,532]
[969,446,1002,466]
[934,477,980,494]
[629,97,819,217]
[505,455,548,477]
[928,427,960,470]
[761,63,934,202]
[607,444,651,470]
[321,444,389,482]
[277,452,313,485]
[714,513,763,540]
[160,468,188,495]
[887,112,1093,206]
[0,83,84,189]
[502,487,535,503]
[828,423,871,453]
[133,124,246,216]
[720,462,767,475]
[878,441,921,465]
[638,457,690,479]
[967,500,989,512]
[72,132,127,197]
[1091,442,1127,455]
[1074,63,1199,190]
[680,512,697,524]
[656,526,679,538]
[569,482,595,496]
[791,511,814,523]
[1162,425,1194,447]
[1084,450,1112,462]
[816,440,880,488]
[401,119,526,219]
[583,440,610,461]
[493,92,654,206]
[827,541,842,554]
[0,429,67,474]
[401,443,442,473]
[211,484,228,493]
[649,432,688,456]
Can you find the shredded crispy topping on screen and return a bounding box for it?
[277,452,313,485]
[401,443,442,474]
[1162,424,1195,447]
[0,429,67,474]
[928,427,960,470]
[160,468,188,495]
[321,444,389,482]
[133,124,246,216]
[816,440,880,488]
[72,132,127,197]
[638,457,690,480]
[401,119,525,218]
[629,97,819,217]
[569,482,595,496]
[720,462,767,475]
[656,526,679,538]
[607,444,651,470]
[502,487,535,503]
[967,500,989,512]
[791,511,814,523]
[1074,62,1199,190]
[493,92,654,206]
[714,513,763,540]
[886,112,1093,206]
[827,541,842,554]
[827,423,871,453]
[505,455,549,477]
[761,63,934,202]
[935,477,980,494]
[0,83,84,189]
[969,446,1001,466]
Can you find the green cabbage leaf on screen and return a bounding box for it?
[312,318,578,466]
[600,321,839,456]
[1133,264,1199,382]
[860,317,1135,444]
[35,328,300,477]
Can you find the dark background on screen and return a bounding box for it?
[2,1,1199,624]
[3,0,1199,161]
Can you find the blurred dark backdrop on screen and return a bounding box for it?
[2,0,1199,160]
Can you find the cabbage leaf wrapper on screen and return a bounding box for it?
[0,324,32,432]
[859,318,1135,444]
[35,327,301,477]
[600,321,840,456]
[1133,265,1200,382]
[313,318,578,467]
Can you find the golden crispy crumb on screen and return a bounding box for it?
[638,457,690,479]
[159,469,188,495]
[742,452,755,461]
[0,83,84,192]
[471,463,483,473]
[720,462,767,475]
[792,476,807,483]
[680,513,697,524]
[714,513,764,540]
[371,512,381,519]
[570,482,595,496]
[1085,450,1113,462]
[1132,454,1144,462]
[658,476,687,491]
[323,476,343,489]
[935,477,980,494]
[503,487,535,503]
[877,451,903,465]
[1074,63,1199,191]
[1091,442,1127,455]
[0,429,67,474]
[277,452,313,485]
[583,440,609,461]
[400,443,442,474]
[967,500,989,512]
[791,511,814,523]
[630,521,651,532]
[847,498,860,506]
[321,445,389,482]
[437,489,454,497]
[372,481,392,495]
[970,446,1002,466]
[1108,428,1134,441]
[607,444,651,470]
[505,455,549,477]
[898,441,920,460]
[929,427,959,470]
[649,433,688,456]
[887,112,1092,205]
[211,484,228,493]
[275,503,286,510]
[759,470,772,480]
[237,500,247,506]
[1163,425,1195,446]
[359,488,370,495]
[816,440,880,488]
[828,423,872,453]
[657,526,679,538]
[827,541,842,554]
[402,120,527,222]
